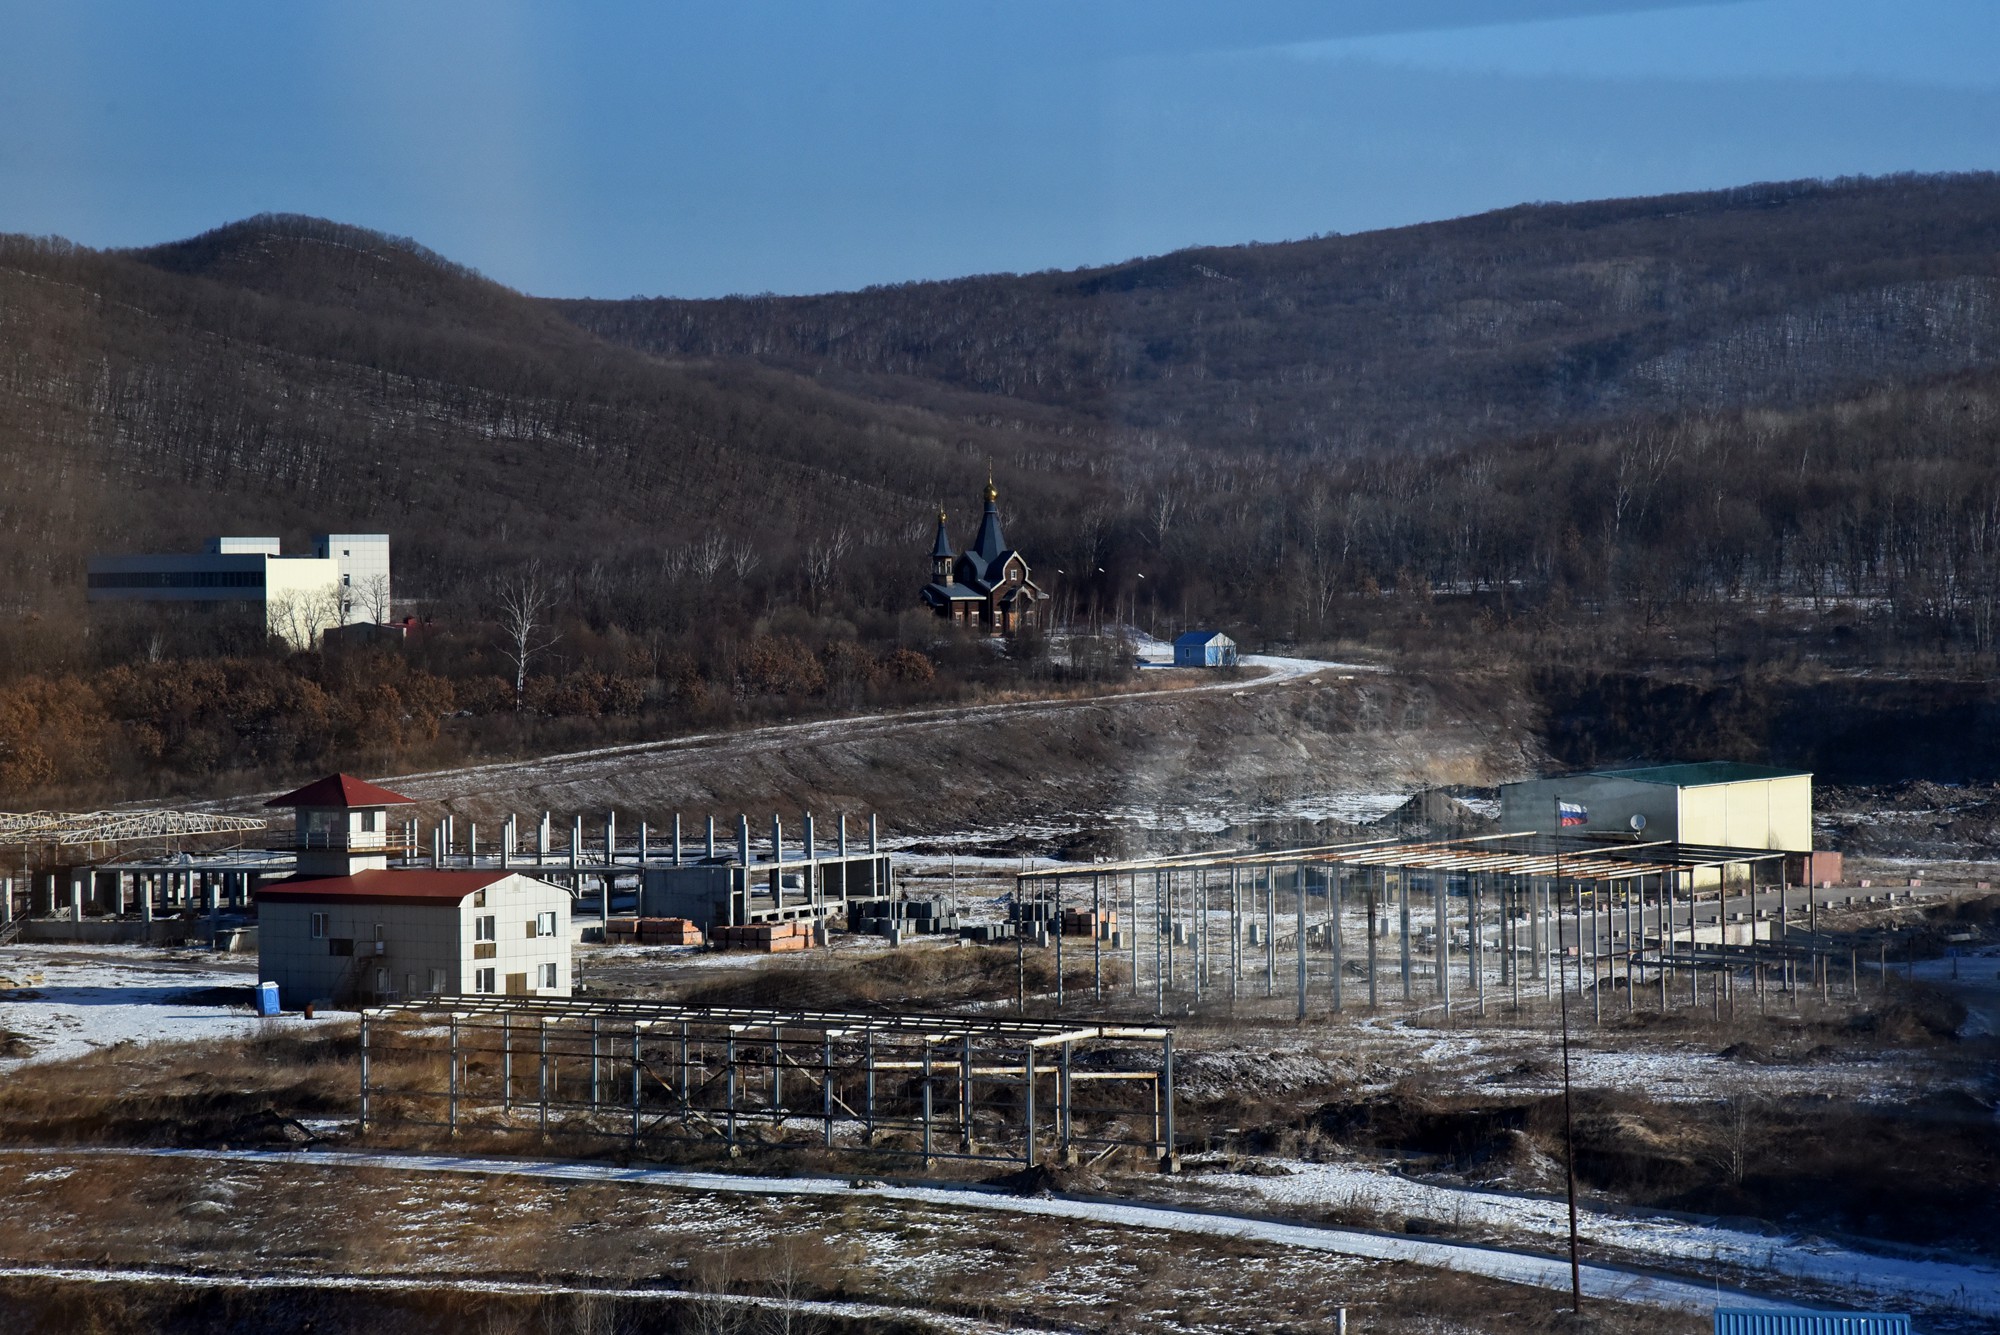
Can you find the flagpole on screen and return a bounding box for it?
[1554,796,1582,1314]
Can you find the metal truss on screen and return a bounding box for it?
[0,809,267,848]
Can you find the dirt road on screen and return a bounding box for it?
[202,650,1533,842]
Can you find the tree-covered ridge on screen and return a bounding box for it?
[557,173,2000,453]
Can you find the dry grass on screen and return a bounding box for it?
[0,1029,356,1146]
[0,1151,1694,1335]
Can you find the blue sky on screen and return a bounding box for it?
[2,1,1997,298]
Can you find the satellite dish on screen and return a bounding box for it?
[1629,813,1648,833]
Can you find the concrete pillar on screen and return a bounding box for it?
[1,877,12,924]
[606,812,616,867]
[705,815,715,861]
[838,814,849,858]
[673,814,683,866]
[69,875,83,921]
[869,813,879,855]
[804,812,816,862]
[771,814,783,865]
[571,815,583,871]
[142,875,155,924]
[1398,868,1413,1002]
[737,815,751,867]
[639,821,649,865]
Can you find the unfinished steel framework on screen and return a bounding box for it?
[1015,833,1881,1022]
[1,807,892,937]
[358,997,1178,1169]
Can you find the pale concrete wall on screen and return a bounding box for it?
[1679,775,1812,851]
[261,556,343,648]
[464,874,573,998]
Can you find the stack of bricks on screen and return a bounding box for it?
[606,917,705,946]
[712,920,816,953]
[1060,908,1117,939]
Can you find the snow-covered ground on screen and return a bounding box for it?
[1173,1156,2000,1320]
[0,1146,1812,1316]
[0,945,315,1069]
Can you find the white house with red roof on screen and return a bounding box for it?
[255,774,571,1008]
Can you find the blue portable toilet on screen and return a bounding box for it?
[254,981,281,1016]
[1172,631,1238,668]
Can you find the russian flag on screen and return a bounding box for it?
[1558,800,1589,827]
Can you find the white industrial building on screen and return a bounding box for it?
[315,533,392,622]
[88,532,391,650]
[1500,762,1812,851]
[256,774,571,1008]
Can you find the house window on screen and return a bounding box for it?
[426,968,446,994]
[309,912,327,939]
[360,810,378,833]
[474,968,496,993]
[473,889,487,908]
[536,911,557,938]
[475,914,495,942]
[328,938,354,957]
[539,963,558,990]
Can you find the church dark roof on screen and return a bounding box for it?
[969,494,1006,565]
[922,581,985,605]
[931,512,954,560]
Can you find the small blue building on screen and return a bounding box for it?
[1173,631,1238,668]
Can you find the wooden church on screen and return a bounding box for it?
[920,480,1050,636]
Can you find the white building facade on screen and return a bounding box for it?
[255,773,571,1008]
[88,532,392,650]
[258,869,572,1008]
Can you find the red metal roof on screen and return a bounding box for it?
[256,869,512,906]
[264,773,418,809]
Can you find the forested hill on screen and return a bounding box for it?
[553,173,2000,454]
[0,214,1094,668]
[6,179,2000,696]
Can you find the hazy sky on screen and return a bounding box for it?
[3,1,1997,298]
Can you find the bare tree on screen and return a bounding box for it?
[495,562,563,709]
[803,526,851,614]
[354,572,394,625]
[268,585,346,651]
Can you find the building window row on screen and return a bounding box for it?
[86,570,265,589]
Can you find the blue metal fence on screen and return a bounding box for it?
[1714,1310,1911,1335]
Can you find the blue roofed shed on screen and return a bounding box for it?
[1173,631,1238,668]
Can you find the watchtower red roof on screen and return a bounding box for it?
[264,773,417,809]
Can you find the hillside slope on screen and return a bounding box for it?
[0,215,1088,666]
[554,174,2000,453]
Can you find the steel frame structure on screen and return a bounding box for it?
[358,997,1178,1169]
[1009,833,1868,1022]
[0,810,265,847]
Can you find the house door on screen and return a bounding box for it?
[505,972,529,996]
